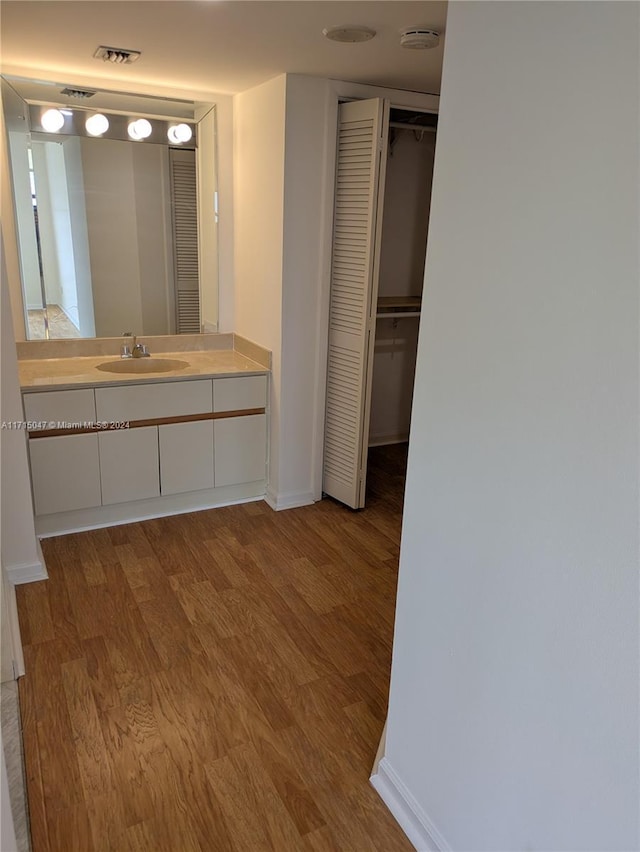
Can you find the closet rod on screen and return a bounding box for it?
[389,121,436,133]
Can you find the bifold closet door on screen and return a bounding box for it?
[323,98,388,509]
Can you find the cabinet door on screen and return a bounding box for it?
[29,434,101,515]
[323,98,388,509]
[214,414,266,487]
[99,427,159,505]
[159,420,214,495]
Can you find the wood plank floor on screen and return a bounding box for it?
[16,444,413,851]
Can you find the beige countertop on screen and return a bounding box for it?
[20,348,268,392]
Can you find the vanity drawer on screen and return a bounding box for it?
[213,376,267,412]
[95,379,212,423]
[23,388,96,427]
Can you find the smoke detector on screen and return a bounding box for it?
[93,45,141,64]
[400,28,440,50]
[323,26,376,44]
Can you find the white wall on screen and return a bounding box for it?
[233,75,287,500]
[279,74,335,506]
[0,232,45,585]
[233,73,333,509]
[382,3,640,850]
[0,732,18,852]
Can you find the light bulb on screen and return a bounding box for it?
[85,113,109,137]
[167,123,193,144]
[127,118,152,141]
[41,108,65,132]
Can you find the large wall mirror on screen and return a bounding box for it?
[2,76,218,340]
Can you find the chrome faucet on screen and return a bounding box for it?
[132,341,150,358]
[121,332,151,358]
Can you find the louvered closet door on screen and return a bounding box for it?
[169,148,201,333]
[323,98,388,509]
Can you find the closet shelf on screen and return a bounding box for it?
[376,296,421,319]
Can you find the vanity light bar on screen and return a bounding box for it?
[29,104,197,148]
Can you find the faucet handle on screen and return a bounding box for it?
[121,331,135,358]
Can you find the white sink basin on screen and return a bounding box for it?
[96,358,190,375]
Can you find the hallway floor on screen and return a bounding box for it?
[16,444,412,851]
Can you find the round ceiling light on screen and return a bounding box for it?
[323,26,376,44]
[167,123,193,144]
[85,113,109,137]
[400,28,441,49]
[41,108,65,132]
[127,118,152,140]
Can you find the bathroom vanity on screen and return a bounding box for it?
[18,334,270,536]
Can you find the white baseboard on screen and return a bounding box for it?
[5,540,47,586]
[370,757,451,852]
[35,482,266,537]
[4,583,25,677]
[264,487,315,511]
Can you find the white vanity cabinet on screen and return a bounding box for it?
[22,372,269,536]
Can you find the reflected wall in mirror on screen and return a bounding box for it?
[2,76,218,340]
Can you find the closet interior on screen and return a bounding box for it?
[369,108,437,449]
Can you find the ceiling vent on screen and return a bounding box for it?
[93,45,141,65]
[400,29,440,50]
[60,87,96,99]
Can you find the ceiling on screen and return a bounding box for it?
[0,1,448,99]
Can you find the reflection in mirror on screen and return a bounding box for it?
[2,76,217,340]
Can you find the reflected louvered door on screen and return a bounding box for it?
[169,148,201,333]
[323,98,388,508]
